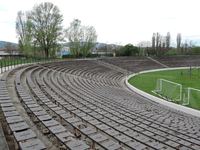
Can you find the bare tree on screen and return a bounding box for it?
[166,32,170,50]
[16,11,33,55]
[162,37,166,49]
[156,32,161,56]
[177,33,182,53]
[183,40,189,54]
[152,33,156,53]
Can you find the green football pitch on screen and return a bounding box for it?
[128,68,200,110]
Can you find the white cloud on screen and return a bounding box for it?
[0,0,200,45]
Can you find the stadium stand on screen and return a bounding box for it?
[152,56,200,67]
[0,57,200,149]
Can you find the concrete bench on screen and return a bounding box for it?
[9,122,29,132]
[13,129,36,142]
[67,140,90,150]
[6,116,24,124]
[101,140,121,150]
[19,138,46,150]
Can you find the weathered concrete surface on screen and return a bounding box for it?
[0,123,9,150]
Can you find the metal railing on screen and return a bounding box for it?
[0,57,58,74]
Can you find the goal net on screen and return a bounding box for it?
[183,87,200,106]
[153,79,182,102]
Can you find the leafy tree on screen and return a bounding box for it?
[16,2,63,58]
[30,2,63,57]
[66,19,97,57]
[118,44,139,56]
[66,19,82,57]
[80,26,97,57]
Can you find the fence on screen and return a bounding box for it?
[0,57,57,74]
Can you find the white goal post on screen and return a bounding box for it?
[153,78,182,102]
[183,87,200,106]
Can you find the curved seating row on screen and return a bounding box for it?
[31,61,200,150]
[0,67,46,150]
[16,66,90,150]
[2,58,200,150]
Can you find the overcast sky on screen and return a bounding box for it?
[1,0,200,45]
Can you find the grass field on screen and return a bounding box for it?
[128,68,200,110]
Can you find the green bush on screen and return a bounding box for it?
[164,49,177,56]
[117,44,139,56]
[191,47,200,54]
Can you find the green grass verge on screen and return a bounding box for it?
[128,68,200,110]
[0,58,33,67]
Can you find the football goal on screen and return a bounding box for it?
[183,87,200,106]
[153,79,182,102]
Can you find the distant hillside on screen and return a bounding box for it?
[192,40,200,46]
[0,41,18,49]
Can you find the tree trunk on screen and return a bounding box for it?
[45,48,49,58]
